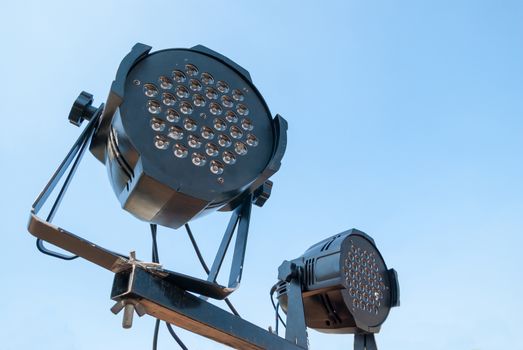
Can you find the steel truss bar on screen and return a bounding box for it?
[112,266,306,350]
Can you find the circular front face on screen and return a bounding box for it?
[341,234,391,328]
[120,48,274,202]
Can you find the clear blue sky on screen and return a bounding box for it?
[1,1,522,349]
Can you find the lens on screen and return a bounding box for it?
[237,104,249,116]
[232,89,244,101]
[222,151,236,164]
[209,102,223,115]
[241,118,253,131]
[168,126,184,140]
[205,87,218,100]
[213,118,226,131]
[183,118,197,131]
[172,70,186,83]
[205,143,219,157]
[234,142,247,155]
[176,86,189,99]
[201,72,214,85]
[210,160,224,175]
[230,126,243,139]
[221,95,233,108]
[150,118,165,132]
[246,134,258,147]
[193,94,206,107]
[216,80,229,93]
[201,126,215,140]
[185,64,199,76]
[218,134,231,147]
[154,135,169,150]
[180,102,193,115]
[144,84,159,97]
[162,93,176,106]
[159,76,173,90]
[166,109,180,122]
[187,135,202,148]
[191,152,206,166]
[189,79,202,92]
[225,111,238,123]
[173,144,188,158]
[147,100,161,114]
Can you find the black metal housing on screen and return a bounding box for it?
[277,229,400,334]
[90,43,287,229]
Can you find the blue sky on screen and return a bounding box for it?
[1,1,522,349]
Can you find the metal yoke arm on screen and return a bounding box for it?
[354,334,378,350]
[28,107,130,272]
[27,102,256,299]
[207,195,253,291]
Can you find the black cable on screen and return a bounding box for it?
[224,298,240,317]
[184,224,210,273]
[184,223,241,317]
[166,323,189,350]
[151,224,159,263]
[275,302,280,335]
[152,319,160,350]
[150,224,188,350]
[270,283,286,329]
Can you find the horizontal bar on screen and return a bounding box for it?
[112,267,306,350]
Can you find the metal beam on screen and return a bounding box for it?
[112,267,306,350]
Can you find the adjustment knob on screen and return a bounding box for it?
[68,91,98,126]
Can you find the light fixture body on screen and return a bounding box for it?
[89,43,287,229]
[277,229,399,334]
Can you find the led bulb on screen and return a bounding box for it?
[201,72,214,85]
[191,152,206,166]
[154,135,169,150]
[172,70,186,83]
[210,160,224,175]
[147,100,161,114]
[159,76,173,90]
[173,144,188,158]
[144,84,159,97]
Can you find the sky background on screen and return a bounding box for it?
[1,1,522,349]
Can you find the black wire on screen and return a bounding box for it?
[270,283,286,329]
[150,224,188,350]
[184,223,240,317]
[275,302,280,335]
[184,224,210,273]
[152,319,160,350]
[166,323,189,350]
[151,224,159,263]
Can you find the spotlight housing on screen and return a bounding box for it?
[276,229,399,334]
[89,43,287,229]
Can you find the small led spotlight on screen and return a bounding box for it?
[88,43,287,229]
[276,229,399,334]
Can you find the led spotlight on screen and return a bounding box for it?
[88,43,287,229]
[276,229,399,334]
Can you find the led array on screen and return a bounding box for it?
[140,63,260,179]
[344,242,387,315]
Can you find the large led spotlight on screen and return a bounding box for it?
[89,43,287,229]
[276,229,399,334]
